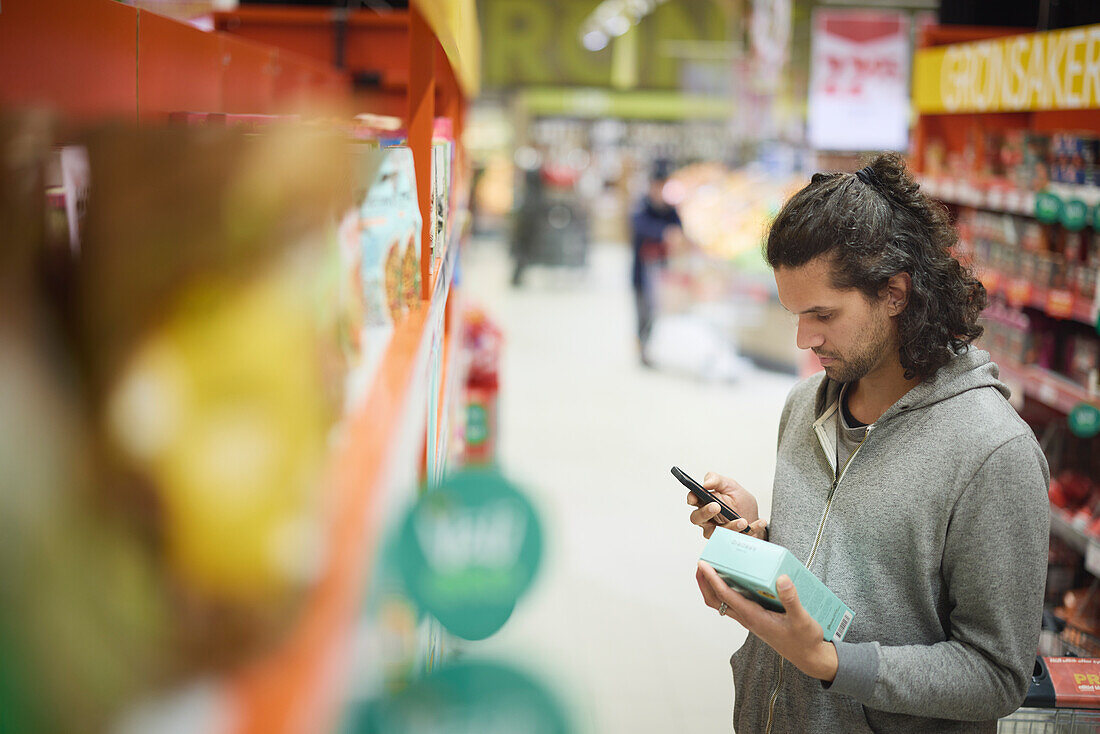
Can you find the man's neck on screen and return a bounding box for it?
[846,361,920,425]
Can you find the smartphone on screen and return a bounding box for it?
[672,466,750,532]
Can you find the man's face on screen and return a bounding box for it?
[774,256,897,384]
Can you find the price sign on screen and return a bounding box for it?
[1035,191,1064,224]
[351,661,571,734]
[1069,402,1100,439]
[395,468,542,640]
[1063,199,1090,231]
[1047,289,1076,320]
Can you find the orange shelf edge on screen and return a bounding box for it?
[227,305,431,734]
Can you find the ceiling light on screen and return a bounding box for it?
[605,15,632,37]
[582,30,610,51]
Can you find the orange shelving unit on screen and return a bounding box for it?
[911,23,1100,629]
[0,0,349,120]
[0,1,479,731]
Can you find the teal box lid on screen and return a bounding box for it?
[700,529,785,586]
[699,528,855,642]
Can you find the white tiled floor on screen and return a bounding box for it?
[461,239,797,734]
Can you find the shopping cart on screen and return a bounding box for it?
[998,657,1100,733]
[999,708,1100,733]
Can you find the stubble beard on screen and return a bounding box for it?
[817,315,895,384]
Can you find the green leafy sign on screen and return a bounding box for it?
[1062,199,1089,231]
[349,660,572,734]
[1069,403,1100,439]
[1034,191,1064,224]
[396,468,542,640]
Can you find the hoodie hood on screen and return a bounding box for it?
[813,348,1009,423]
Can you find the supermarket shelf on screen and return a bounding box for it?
[429,213,463,330]
[1049,508,1100,581]
[995,357,1099,415]
[0,0,348,121]
[979,269,1097,327]
[225,210,468,734]
[921,176,1100,219]
[1051,507,1090,555]
[920,176,1037,216]
[414,0,480,98]
[227,300,436,734]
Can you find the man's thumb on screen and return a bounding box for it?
[777,575,799,608]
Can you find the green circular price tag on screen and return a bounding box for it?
[396,468,542,640]
[1092,202,1100,230]
[1035,191,1064,224]
[1063,199,1089,231]
[1069,403,1100,438]
[350,660,571,734]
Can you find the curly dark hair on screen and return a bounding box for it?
[764,151,986,382]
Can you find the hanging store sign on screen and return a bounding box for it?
[808,10,911,152]
[914,24,1100,114]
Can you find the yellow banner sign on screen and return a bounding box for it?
[913,24,1100,114]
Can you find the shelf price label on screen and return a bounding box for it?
[1047,289,1076,320]
[1035,191,1064,224]
[1063,199,1090,231]
[350,660,571,734]
[1069,402,1100,439]
[396,468,542,640]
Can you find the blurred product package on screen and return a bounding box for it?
[0,114,411,731]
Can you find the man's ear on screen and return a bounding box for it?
[883,272,911,316]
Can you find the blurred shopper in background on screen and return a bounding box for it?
[630,160,685,367]
[511,165,547,286]
[687,152,1050,733]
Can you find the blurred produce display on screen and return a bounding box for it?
[670,163,802,268]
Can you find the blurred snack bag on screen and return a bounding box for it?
[4,119,365,730]
[75,123,353,671]
[1,113,168,733]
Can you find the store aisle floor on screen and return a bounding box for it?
[461,240,798,734]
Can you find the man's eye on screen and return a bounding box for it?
[817,313,833,322]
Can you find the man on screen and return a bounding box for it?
[688,152,1049,733]
[631,160,685,367]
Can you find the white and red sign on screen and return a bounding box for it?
[808,10,911,152]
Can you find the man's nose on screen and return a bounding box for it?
[795,318,825,351]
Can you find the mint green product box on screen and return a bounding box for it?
[700,528,855,643]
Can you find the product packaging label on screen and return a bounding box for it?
[700,528,855,642]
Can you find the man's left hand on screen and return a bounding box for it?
[696,561,839,683]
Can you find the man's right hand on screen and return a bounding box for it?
[687,472,767,540]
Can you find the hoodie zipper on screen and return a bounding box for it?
[763,424,873,734]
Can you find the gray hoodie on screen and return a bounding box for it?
[731,349,1050,733]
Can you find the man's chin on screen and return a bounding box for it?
[822,364,855,383]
